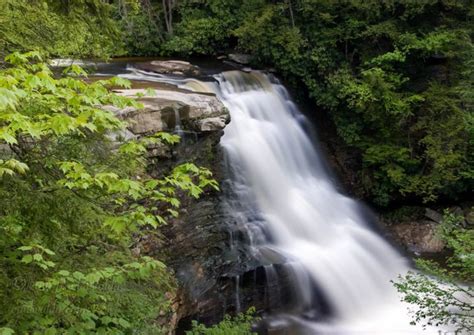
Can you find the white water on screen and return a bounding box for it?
[98,63,449,333]
[213,71,435,334]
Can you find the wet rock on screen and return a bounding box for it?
[196,116,229,132]
[135,130,234,325]
[134,127,300,331]
[266,319,291,335]
[156,290,182,335]
[136,60,201,76]
[228,53,253,65]
[106,128,137,144]
[258,246,287,265]
[106,80,234,329]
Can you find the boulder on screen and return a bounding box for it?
[136,60,201,76]
[424,208,443,223]
[228,53,253,65]
[390,221,445,254]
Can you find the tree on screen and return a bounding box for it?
[162,0,177,35]
[0,52,218,333]
[0,0,123,58]
[394,210,474,333]
[233,0,473,206]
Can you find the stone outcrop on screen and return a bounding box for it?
[114,80,299,332]
[109,82,252,330]
[136,60,201,76]
[107,88,229,136]
[104,80,235,331]
[424,208,443,224]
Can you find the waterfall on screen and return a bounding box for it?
[213,71,427,334]
[102,62,448,333]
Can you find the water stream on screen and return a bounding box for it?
[95,61,449,333]
[212,71,433,334]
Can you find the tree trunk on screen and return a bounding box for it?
[287,0,295,27]
[162,0,176,35]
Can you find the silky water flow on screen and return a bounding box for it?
[110,65,451,334]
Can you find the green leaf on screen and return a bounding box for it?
[18,246,33,251]
[155,132,180,145]
[57,270,70,277]
[63,64,88,77]
[44,328,57,335]
[0,128,17,144]
[109,77,131,89]
[21,254,33,264]
[0,327,15,335]
[0,88,19,110]
[117,318,131,328]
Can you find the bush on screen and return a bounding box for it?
[186,308,258,335]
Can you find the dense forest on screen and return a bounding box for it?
[0,0,473,334]
[1,0,472,206]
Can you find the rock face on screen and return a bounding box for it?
[424,208,443,224]
[115,82,299,332]
[110,84,239,328]
[134,131,299,331]
[109,88,229,135]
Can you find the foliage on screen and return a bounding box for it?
[394,210,474,332]
[0,52,218,334]
[4,0,471,205]
[186,308,258,335]
[127,0,473,207]
[0,0,123,59]
[160,0,246,55]
[3,0,471,205]
[115,0,165,56]
[235,0,473,206]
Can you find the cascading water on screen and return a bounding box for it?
[212,71,430,334]
[99,62,450,333]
